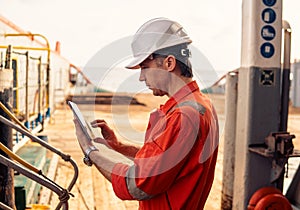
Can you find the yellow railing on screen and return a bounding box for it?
[1,33,51,114]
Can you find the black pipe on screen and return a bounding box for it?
[277,21,292,192]
[280,68,291,132]
[280,22,292,132]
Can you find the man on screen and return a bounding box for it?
[73,17,219,209]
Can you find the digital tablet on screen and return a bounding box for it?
[68,101,95,141]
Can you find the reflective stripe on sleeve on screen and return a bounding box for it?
[126,165,153,200]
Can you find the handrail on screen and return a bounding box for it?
[1,33,51,116]
[0,101,29,131]
[0,154,69,210]
[0,201,14,210]
[0,45,50,51]
[0,141,74,209]
[0,115,78,210]
[0,142,39,173]
[2,33,50,67]
[69,64,93,85]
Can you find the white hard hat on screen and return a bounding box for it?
[126,17,192,69]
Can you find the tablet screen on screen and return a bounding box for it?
[68,101,94,141]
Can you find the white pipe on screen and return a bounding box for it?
[221,71,238,210]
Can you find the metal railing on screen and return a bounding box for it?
[0,114,78,210]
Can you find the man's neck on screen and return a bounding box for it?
[167,75,193,97]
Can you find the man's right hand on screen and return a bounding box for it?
[91,119,140,158]
[90,119,120,151]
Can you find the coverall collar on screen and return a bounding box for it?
[160,80,200,114]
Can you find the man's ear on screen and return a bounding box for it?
[165,55,176,72]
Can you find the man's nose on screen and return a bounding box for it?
[139,69,146,81]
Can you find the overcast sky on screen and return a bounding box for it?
[0,0,299,76]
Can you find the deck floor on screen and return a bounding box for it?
[38,94,300,210]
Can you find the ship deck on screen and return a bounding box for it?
[37,93,300,210]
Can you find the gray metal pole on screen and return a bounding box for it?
[233,0,283,209]
[221,71,238,210]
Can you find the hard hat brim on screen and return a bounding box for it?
[125,53,150,69]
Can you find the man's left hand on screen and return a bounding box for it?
[73,119,94,154]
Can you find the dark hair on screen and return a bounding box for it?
[152,44,193,78]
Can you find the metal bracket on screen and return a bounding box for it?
[249,132,299,183]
